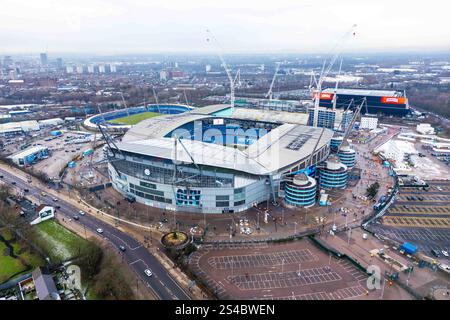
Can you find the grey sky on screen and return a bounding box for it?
[1,0,449,54]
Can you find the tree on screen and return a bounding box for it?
[76,239,103,280]
[366,182,380,199]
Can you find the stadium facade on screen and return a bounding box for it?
[105,105,334,214]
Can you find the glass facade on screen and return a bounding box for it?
[330,137,343,152]
[284,180,317,207]
[319,168,348,189]
[337,149,356,168]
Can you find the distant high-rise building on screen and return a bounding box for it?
[205,64,211,72]
[8,69,17,80]
[3,56,13,69]
[76,65,84,74]
[159,70,167,81]
[56,58,63,68]
[110,64,117,73]
[87,65,94,73]
[175,62,179,68]
[40,53,48,65]
[66,66,74,74]
[98,64,106,73]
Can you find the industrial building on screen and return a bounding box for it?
[360,115,379,130]
[38,118,64,127]
[8,145,49,166]
[0,120,40,136]
[105,105,334,214]
[319,88,410,116]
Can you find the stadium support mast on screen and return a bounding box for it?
[120,92,130,117]
[266,62,281,100]
[336,98,367,153]
[312,24,357,127]
[206,29,235,112]
[152,87,161,113]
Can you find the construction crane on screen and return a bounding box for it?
[234,69,241,89]
[266,62,281,100]
[332,59,343,111]
[206,29,235,111]
[312,24,357,127]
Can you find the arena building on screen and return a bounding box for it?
[105,105,334,214]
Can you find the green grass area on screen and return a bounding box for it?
[35,220,88,263]
[108,111,160,125]
[0,228,46,284]
[0,241,28,283]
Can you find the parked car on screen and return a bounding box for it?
[144,269,153,277]
[431,249,441,258]
[24,189,29,192]
[442,250,449,257]
[73,216,79,221]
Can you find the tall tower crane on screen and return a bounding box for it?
[206,29,236,111]
[312,24,357,127]
[266,62,281,100]
[332,59,343,111]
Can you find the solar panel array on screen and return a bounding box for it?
[285,128,316,151]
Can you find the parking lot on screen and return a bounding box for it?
[189,239,377,300]
[370,180,450,258]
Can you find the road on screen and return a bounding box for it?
[0,167,191,300]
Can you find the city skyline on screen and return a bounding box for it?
[1,0,450,55]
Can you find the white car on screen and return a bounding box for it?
[79,210,86,216]
[96,228,103,234]
[144,269,153,277]
[442,250,449,257]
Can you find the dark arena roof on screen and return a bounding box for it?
[319,88,409,116]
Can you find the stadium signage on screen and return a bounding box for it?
[320,93,334,100]
[381,96,406,104]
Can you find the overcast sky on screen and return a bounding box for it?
[1,0,449,55]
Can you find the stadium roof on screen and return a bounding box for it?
[322,88,403,97]
[115,123,333,176]
[115,138,269,175]
[123,113,210,142]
